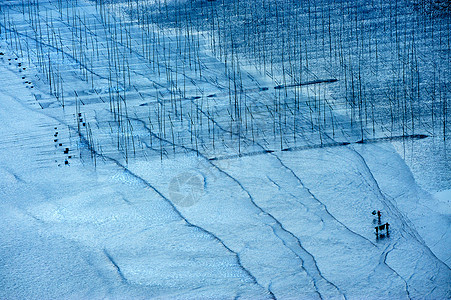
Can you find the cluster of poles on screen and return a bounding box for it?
[0,0,448,164]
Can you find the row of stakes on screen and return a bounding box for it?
[1,51,71,166]
[2,51,75,166]
[53,126,72,166]
[0,52,33,88]
[53,113,87,166]
[2,52,68,165]
[78,113,86,127]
